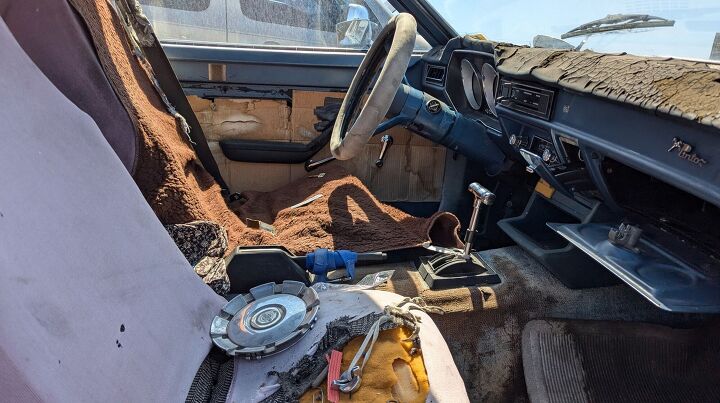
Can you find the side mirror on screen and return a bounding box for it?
[532,35,575,50]
[336,4,379,49]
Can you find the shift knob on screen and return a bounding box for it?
[468,182,495,205]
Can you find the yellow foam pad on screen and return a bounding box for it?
[300,326,429,402]
[535,178,556,199]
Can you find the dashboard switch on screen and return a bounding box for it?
[509,134,528,148]
[542,148,554,163]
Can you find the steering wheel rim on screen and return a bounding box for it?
[330,13,417,160]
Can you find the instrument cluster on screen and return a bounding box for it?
[445,50,500,127]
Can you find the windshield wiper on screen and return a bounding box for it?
[561,13,675,39]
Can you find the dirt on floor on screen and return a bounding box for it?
[355,246,711,402]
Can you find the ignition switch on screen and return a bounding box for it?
[542,148,555,163]
[509,134,528,148]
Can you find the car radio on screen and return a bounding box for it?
[499,80,555,120]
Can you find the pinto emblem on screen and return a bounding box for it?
[668,137,707,167]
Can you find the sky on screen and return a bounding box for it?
[424,0,720,60]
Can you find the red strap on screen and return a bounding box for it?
[326,350,343,402]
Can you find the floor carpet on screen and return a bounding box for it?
[354,246,715,402]
[523,319,720,403]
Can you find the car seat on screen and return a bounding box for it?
[0,18,468,402]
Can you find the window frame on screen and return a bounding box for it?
[146,0,454,94]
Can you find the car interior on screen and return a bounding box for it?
[1,0,720,402]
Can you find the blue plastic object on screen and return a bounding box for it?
[305,249,358,283]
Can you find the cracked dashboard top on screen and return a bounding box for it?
[494,45,720,130]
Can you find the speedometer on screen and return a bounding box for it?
[460,59,483,110]
[481,63,499,117]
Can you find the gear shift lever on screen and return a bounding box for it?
[418,182,501,289]
[464,183,495,257]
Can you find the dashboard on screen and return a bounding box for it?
[419,37,720,209]
[416,37,720,313]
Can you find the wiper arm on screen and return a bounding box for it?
[561,13,674,39]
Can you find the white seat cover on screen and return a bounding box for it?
[0,19,224,402]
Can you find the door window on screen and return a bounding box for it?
[140,0,430,50]
[139,0,211,11]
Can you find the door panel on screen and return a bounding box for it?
[189,91,446,201]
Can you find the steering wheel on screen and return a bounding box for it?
[330,13,417,160]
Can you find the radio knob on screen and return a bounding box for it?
[542,148,554,163]
[509,134,528,148]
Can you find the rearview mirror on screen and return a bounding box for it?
[336,4,379,49]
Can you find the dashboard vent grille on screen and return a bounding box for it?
[425,65,446,85]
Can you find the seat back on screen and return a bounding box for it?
[0,19,224,402]
[0,0,138,173]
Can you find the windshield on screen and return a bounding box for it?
[427,0,720,61]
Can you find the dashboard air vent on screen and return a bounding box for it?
[425,65,446,85]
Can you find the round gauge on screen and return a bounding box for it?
[481,63,499,117]
[460,59,483,110]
